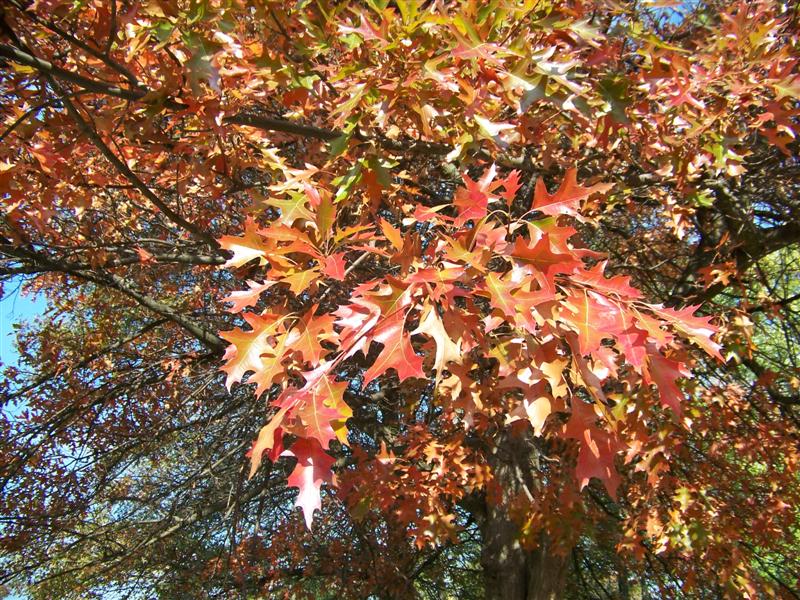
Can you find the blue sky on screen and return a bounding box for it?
[1,280,45,599]
[1,280,47,370]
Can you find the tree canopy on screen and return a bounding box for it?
[1,1,799,598]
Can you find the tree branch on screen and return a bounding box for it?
[1,43,531,170]
[54,89,218,246]
[0,243,226,353]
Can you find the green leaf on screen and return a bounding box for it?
[453,13,482,45]
[689,190,714,208]
[367,156,396,187]
[396,0,418,26]
[366,0,390,10]
[599,76,631,125]
[328,134,352,158]
[333,163,363,203]
[186,0,208,25]
[152,20,175,43]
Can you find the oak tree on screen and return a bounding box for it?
[1,1,799,599]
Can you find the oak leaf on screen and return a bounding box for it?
[411,303,462,384]
[363,312,425,384]
[531,169,611,221]
[283,438,336,529]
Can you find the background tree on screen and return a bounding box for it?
[1,1,798,599]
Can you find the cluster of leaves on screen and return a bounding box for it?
[221,164,722,532]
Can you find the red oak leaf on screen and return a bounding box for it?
[282,438,336,529]
[453,164,500,227]
[323,253,347,281]
[564,399,622,498]
[652,305,723,361]
[573,261,642,299]
[363,312,425,384]
[644,350,691,414]
[248,407,289,478]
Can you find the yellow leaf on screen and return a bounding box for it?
[411,304,462,384]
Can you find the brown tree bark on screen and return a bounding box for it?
[473,433,570,600]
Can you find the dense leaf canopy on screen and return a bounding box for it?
[1,0,799,598]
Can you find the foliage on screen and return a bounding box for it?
[1,0,799,598]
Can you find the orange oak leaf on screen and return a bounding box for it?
[293,376,351,448]
[483,271,519,320]
[285,307,336,365]
[531,169,611,221]
[510,234,578,276]
[562,290,621,356]
[379,218,404,251]
[219,217,270,268]
[507,392,552,437]
[323,253,347,280]
[248,406,289,478]
[220,312,288,391]
[652,305,724,361]
[136,247,156,263]
[279,267,321,295]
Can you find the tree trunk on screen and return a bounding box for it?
[476,432,569,600]
[481,509,569,600]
